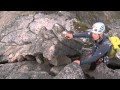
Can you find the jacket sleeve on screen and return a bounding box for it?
[73,32,92,38]
[80,41,112,65]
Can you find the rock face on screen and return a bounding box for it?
[83,63,120,79]
[49,56,71,66]
[0,61,53,79]
[0,11,21,30]
[0,12,82,65]
[50,65,65,75]
[54,62,85,79]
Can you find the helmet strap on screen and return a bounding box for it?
[98,34,101,39]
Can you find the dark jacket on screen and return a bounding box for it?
[73,32,112,65]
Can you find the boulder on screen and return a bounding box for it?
[54,62,85,79]
[50,65,65,76]
[84,63,120,79]
[49,56,71,66]
[0,12,82,65]
[0,61,53,79]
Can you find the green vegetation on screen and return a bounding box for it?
[73,20,89,32]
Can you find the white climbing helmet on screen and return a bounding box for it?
[91,22,105,34]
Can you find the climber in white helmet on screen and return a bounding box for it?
[64,22,112,70]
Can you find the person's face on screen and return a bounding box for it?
[92,33,100,40]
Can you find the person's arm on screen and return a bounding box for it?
[73,32,92,38]
[80,41,112,65]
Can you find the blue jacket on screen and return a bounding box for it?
[73,32,112,65]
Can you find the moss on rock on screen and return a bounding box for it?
[73,20,89,32]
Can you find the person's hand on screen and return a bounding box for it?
[64,33,73,39]
[74,60,80,65]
